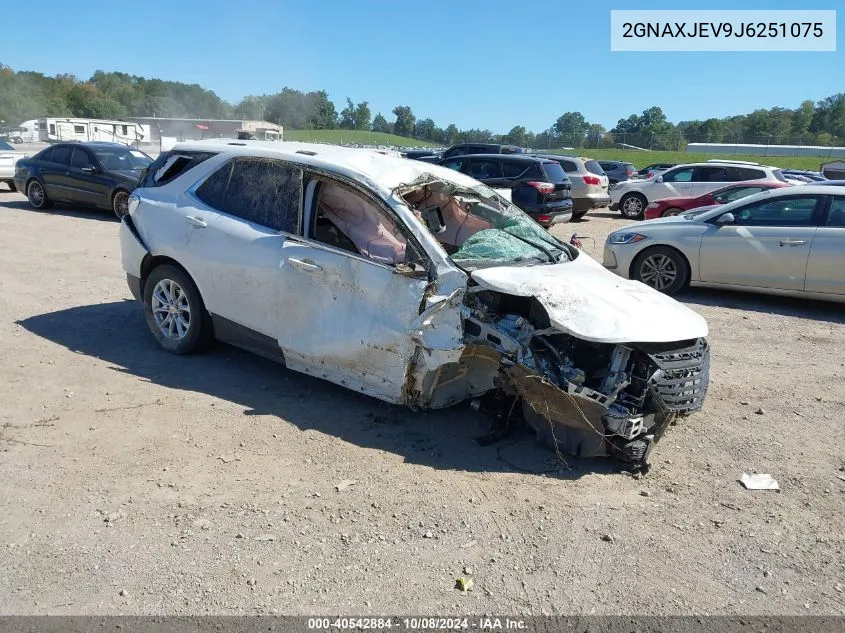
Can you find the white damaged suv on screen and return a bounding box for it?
[120,140,710,467]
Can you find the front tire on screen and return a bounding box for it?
[26,179,52,209]
[632,246,689,295]
[620,193,646,220]
[143,265,212,354]
[662,207,683,217]
[112,190,130,220]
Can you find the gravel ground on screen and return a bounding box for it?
[0,190,843,616]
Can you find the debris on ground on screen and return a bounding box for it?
[740,473,780,491]
[460,540,477,549]
[601,534,615,543]
[455,576,474,593]
[754,408,765,415]
[335,479,357,492]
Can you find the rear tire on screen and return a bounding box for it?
[570,211,587,221]
[632,246,689,295]
[26,179,52,209]
[662,207,683,217]
[620,193,646,220]
[143,265,212,354]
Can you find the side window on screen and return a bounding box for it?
[733,196,819,227]
[194,162,233,211]
[222,158,302,233]
[38,148,54,163]
[826,197,845,227]
[70,148,94,169]
[466,159,502,180]
[560,160,577,173]
[693,166,728,182]
[49,124,56,135]
[662,167,694,182]
[51,146,72,166]
[713,186,764,204]
[312,181,408,266]
[502,161,529,178]
[441,160,462,171]
[73,125,85,134]
[441,147,459,159]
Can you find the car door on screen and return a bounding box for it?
[656,166,696,198]
[275,177,437,404]
[65,147,110,207]
[182,156,302,338]
[688,166,731,196]
[40,145,73,199]
[698,195,823,291]
[804,195,845,296]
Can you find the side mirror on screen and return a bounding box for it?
[393,261,428,278]
[715,212,735,225]
[654,175,664,183]
[420,204,446,234]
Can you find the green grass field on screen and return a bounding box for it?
[285,129,436,148]
[537,148,829,171]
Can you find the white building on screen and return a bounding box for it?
[687,142,845,159]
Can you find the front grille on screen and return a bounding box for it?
[646,338,710,414]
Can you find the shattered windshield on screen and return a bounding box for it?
[398,178,571,269]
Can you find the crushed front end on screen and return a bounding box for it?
[460,288,710,467]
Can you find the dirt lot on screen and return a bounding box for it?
[0,189,843,616]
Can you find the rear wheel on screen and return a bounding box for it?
[570,211,587,221]
[661,207,683,217]
[620,193,646,220]
[26,179,52,209]
[112,190,130,220]
[143,265,212,354]
[632,246,689,295]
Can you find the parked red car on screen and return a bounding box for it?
[643,182,790,220]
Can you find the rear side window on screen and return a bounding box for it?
[144,151,218,187]
[541,162,567,183]
[827,197,845,227]
[51,146,72,166]
[559,160,578,173]
[198,158,303,233]
[735,167,766,180]
[693,166,729,182]
[502,161,530,178]
[37,148,54,162]
[598,162,617,170]
[584,160,605,175]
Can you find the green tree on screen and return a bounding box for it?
[392,105,415,137]
[339,97,356,129]
[372,113,391,133]
[353,101,371,131]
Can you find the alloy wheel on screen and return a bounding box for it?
[639,254,678,291]
[150,279,191,340]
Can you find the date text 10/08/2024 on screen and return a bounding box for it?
[307,617,528,630]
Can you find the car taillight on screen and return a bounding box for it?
[526,181,555,195]
[583,176,601,185]
[625,169,635,176]
[645,172,654,179]
[536,214,552,223]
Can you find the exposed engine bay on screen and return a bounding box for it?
[451,288,710,468]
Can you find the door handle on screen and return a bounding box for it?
[185,215,207,228]
[779,239,806,247]
[288,258,323,273]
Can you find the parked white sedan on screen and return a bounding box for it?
[604,185,845,301]
[0,140,26,191]
[120,140,711,467]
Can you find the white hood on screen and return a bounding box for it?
[470,253,708,344]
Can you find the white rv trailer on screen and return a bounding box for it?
[37,118,144,145]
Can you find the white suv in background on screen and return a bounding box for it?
[610,161,787,219]
[534,154,610,220]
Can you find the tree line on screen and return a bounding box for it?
[1,64,843,149]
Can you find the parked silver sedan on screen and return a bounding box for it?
[603,185,845,302]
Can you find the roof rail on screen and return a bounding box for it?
[706,159,761,166]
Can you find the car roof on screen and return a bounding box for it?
[171,139,480,197]
[445,153,551,162]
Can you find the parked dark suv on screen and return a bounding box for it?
[597,160,636,185]
[440,143,523,160]
[14,141,153,218]
[438,154,572,226]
